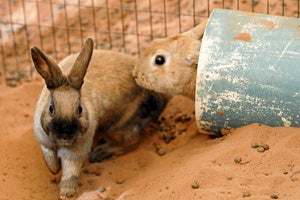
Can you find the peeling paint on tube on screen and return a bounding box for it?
[196,9,300,134]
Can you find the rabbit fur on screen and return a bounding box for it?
[31,38,168,199]
[133,19,207,99]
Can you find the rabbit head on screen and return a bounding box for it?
[31,38,93,148]
[133,20,207,99]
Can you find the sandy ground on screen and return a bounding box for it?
[1,80,300,200]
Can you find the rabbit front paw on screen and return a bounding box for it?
[41,145,61,174]
[59,176,78,199]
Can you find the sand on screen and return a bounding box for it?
[0,80,300,200]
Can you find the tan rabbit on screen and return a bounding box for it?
[133,19,207,99]
[31,38,168,199]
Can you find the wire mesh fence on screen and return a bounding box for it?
[0,0,299,86]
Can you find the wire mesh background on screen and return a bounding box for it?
[0,0,299,86]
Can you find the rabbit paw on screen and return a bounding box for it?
[59,176,78,199]
[41,146,61,174]
[90,132,141,163]
[89,144,115,163]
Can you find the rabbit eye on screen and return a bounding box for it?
[78,105,83,116]
[49,104,55,115]
[154,55,166,66]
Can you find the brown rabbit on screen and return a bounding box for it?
[133,19,207,99]
[31,38,168,199]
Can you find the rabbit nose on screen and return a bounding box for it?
[58,133,74,142]
[132,69,138,77]
[60,134,70,140]
[136,73,144,78]
[133,73,140,79]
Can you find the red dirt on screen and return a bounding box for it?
[1,81,300,200]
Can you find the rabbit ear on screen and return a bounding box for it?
[31,47,66,89]
[68,38,94,89]
[183,19,208,40]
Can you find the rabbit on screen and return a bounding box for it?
[133,19,208,100]
[31,38,169,199]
